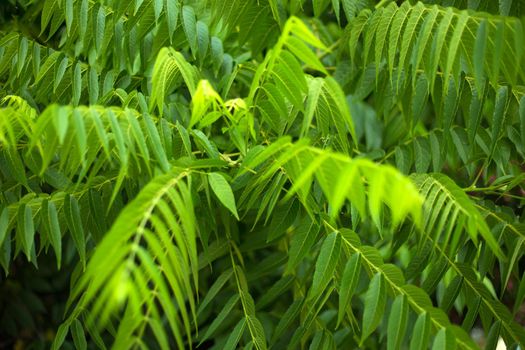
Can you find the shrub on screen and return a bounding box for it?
[0,0,524,349]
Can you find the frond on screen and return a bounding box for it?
[57,168,198,350]
[237,137,422,229]
[150,47,199,116]
[208,0,278,55]
[334,227,480,349]
[247,16,357,152]
[348,2,525,91]
[411,173,503,258]
[424,237,525,346]
[421,0,525,16]
[2,102,192,184]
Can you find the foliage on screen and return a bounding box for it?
[0,0,524,349]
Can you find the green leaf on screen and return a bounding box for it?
[411,7,439,83]
[197,268,233,315]
[53,56,68,93]
[0,230,11,274]
[72,109,87,166]
[199,294,240,343]
[490,22,504,86]
[18,204,34,260]
[397,2,425,82]
[313,0,330,17]
[94,5,106,54]
[520,96,525,149]
[443,11,468,91]
[272,299,303,343]
[461,295,480,331]
[196,21,209,62]
[414,138,430,173]
[489,86,508,161]
[17,37,28,77]
[302,78,323,137]
[473,20,487,93]
[374,4,397,77]
[256,275,294,310]
[337,252,361,327]
[166,0,179,40]
[409,312,431,350]
[287,217,320,272]
[387,4,409,78]
[51,322,70,350]
[64,0,74,34]
[143,112,170,172]
[211,37,224,73]
[71,319,87,350]
[182,6,198,57]
[285,36,327,74]
[310,231,341,299]
[0,207,9,247]
[428,7,453,91]
[63,195,86,268]
[149,318,170,350]
[485,321,502,350]
[499,0,512,15]
[153,0,163,21]
[272,51,307,110]
[223,318,246,350]
[267,199,298,242]
[432,328,456,350]
[208,172,239,219]
[387,295,408,350]
[44,200,62,269]
[79,0,88,38]
[440,275,463,312]
[515,271,525,314]
[192,129,219,159]
[88,68,99,104]
[361,272,386,343]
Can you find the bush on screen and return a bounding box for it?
[0,0,524,349]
